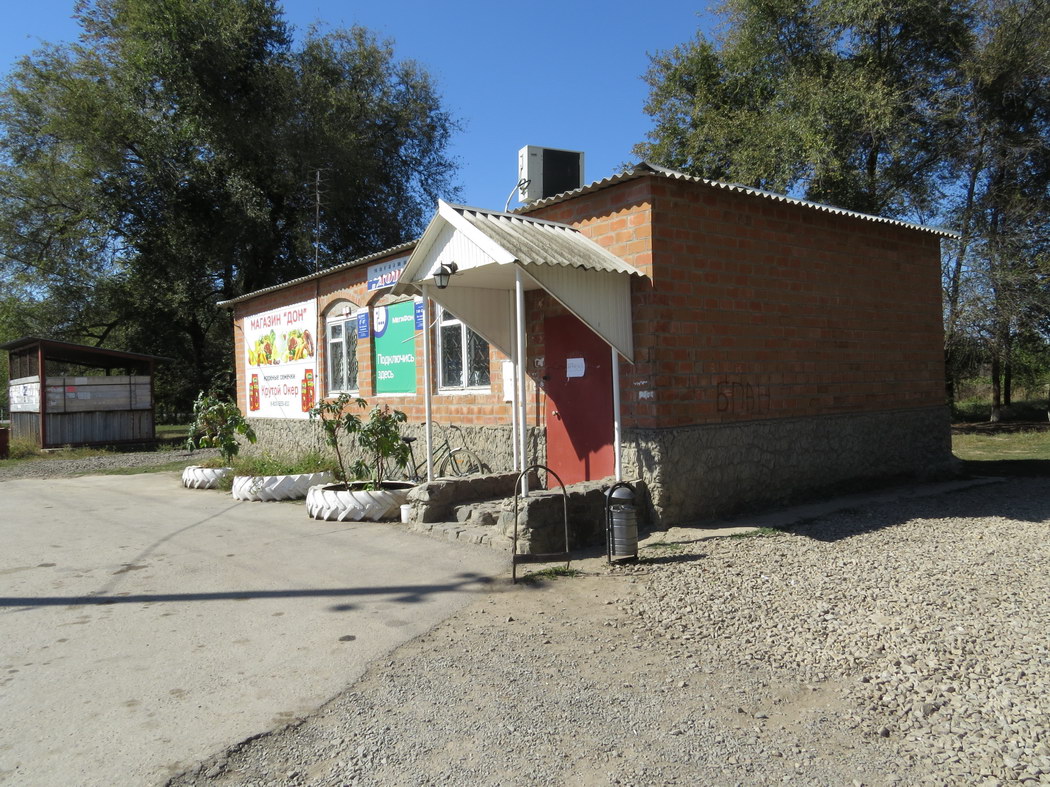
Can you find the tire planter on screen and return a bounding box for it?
[306,482,414,522]
[231,471,335,502]
[182,465,232,489]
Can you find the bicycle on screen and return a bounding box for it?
[401,421,486,481]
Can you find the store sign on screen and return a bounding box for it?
[373,301,417,394]
[366,256,409,291]
[243,298,317,419]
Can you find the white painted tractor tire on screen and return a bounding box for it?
[305,484,411,522]
[231,471,335,502]
[181,466,232,489]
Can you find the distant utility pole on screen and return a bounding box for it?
[314,169,322,274]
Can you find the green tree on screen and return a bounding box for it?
[941,0,1050,418]
[636,0,972,216]
[0,0,458,408]
[637,0,1050,419]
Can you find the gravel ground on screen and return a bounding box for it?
[154,475,1049,787]
[0,447,217,481]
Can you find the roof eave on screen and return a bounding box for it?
[217,240,419,308]
[516,162,960,239]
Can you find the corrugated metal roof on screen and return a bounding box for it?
[391,200,641,360]
[215,240,418,308]
[218,162,955,309]
[518,162,960,239]
[448,204,646,277]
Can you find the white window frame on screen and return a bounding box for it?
[435,305,491,391]
[325,302,359,395]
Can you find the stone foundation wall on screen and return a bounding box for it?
[242,418,546,478]
[621,406,954,526]
[496,478,651,554]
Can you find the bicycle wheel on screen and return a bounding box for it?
[412,458,430,481]
[439,447,485,477]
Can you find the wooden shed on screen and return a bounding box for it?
[2,337,167,449]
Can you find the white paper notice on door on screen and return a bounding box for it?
[566,357,585,378]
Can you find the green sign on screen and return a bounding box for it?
[373,301,417,394]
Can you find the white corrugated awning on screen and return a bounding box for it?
[392,200,644,361]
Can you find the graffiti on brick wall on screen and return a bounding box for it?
[716,377,771,414]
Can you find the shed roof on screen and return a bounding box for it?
[449,204,645,277]
[0,337,170,369]
[391,200,642,361]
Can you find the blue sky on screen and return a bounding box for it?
[0,0,718,210]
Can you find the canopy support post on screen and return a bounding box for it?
[612,344,622,482]
[515,267,528,497]
[421,284,434,482]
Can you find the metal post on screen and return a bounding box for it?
[421,283,434,482]
[37,343,47,449]
[515,267,528,497]
[611,344,622,482]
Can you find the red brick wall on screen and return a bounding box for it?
[523,178,658,429]
[231,253,530,430]
[525,173,946,430]
[232,173,946,441]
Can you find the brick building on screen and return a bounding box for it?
[220,163,954,525]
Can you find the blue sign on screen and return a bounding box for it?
[414,300,424,331]
[366,257,409,291]
[356,312,369,339]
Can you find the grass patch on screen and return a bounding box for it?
[520,566,582,583]
[230,451,338,478]
[728,527,782,539]
[953,430,1050,461]
[156,423,191,442]
[643,541,685,551]
[952,397,1049,423]
[2,440,114,463]
[952,429,1050,476]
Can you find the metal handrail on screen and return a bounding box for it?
[511,464,571,583]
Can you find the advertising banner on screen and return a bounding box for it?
[373,301,417,394]
[244,299,318,419]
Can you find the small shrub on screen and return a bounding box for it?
[6,437,42,460]
[186,392,257,465]
[310,393,410,488]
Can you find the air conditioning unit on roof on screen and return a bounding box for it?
[517,146,585,204]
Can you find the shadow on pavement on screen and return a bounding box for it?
[0,572,492,609]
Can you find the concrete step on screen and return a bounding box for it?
[451,499,506,528]
[407,520,513,552]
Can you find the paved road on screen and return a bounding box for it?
[0,473,505,786]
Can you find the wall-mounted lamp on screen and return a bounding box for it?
[434,261,458,289]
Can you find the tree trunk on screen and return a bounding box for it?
[1003,356,1012,407]
[945,348,956,405]
[990,355,1002,422]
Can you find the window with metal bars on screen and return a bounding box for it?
[325,305,359,394]
[436,306,490,390]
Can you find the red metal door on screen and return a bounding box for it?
[543,314,614,486]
